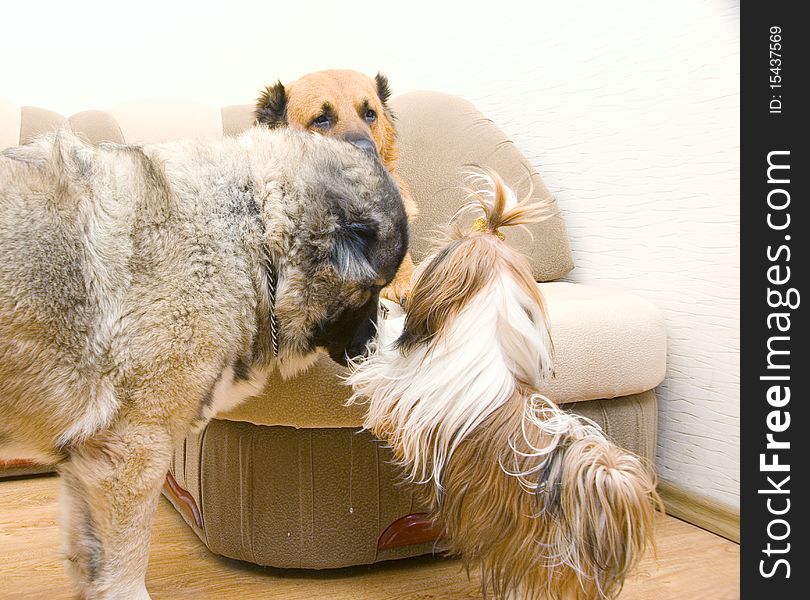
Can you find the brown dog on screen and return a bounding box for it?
[255,69,416,304]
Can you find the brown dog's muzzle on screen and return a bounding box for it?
[345,133,377,155]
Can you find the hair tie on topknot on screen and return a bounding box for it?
[470,216,506,240]
[457,167,558,243]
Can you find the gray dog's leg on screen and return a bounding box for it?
[60,468,104,589]
[60,420,174,599]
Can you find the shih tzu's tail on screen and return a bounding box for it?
[438,391,661,599]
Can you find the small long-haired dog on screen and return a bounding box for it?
[348,170,661,599]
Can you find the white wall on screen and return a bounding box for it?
[1,0,740,507]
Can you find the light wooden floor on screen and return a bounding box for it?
[0,475,739,599]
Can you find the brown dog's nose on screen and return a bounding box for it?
[347,135,377,155]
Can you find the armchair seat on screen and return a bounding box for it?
[220,282,666,430]
[165,282,664,569]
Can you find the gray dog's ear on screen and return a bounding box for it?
[256,81,288,127]
[333,220,379,281]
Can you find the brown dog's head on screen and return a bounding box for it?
[255,70,398,167]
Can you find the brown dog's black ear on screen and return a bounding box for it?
[375,72,397,126]
[375,73,392,106]
[255,81,288,127]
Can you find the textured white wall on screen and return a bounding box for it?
[1,1,739,506]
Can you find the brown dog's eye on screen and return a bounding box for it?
[311,114,331,128]
[364,109,377,123]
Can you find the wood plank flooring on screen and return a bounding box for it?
[0,475,739,599]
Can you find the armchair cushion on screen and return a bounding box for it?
[219,282,666,428]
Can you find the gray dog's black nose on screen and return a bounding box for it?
[348,136,377,155]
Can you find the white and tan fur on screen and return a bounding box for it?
[348,170,660,599]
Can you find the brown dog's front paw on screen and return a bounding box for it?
[381,278,411,307]
[381,253,415,307]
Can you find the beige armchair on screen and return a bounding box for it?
[0,93,666,570]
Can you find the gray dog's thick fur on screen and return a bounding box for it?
[0,127,407,598]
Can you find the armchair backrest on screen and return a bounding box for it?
[2,92,574,281]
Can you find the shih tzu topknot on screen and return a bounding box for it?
[347,169,661,599]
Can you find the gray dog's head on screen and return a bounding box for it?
[245,129,408,375]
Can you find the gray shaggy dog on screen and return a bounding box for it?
[0,127,407,599]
